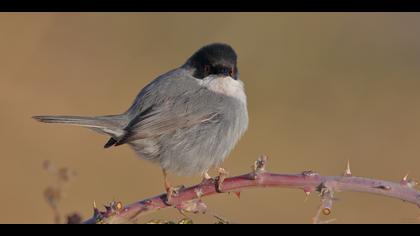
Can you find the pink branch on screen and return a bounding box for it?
[83,156,420,224]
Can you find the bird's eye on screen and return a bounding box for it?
[229,68,233,77]
[204,65,211,74]
[221,68,232,76]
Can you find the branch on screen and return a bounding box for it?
[83,156,420,224]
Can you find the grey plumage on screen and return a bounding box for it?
[33,115,126,138]
[34,43,248,176]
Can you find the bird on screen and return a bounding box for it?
[33,43,249,203]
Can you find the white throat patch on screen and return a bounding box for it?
[197,75,247,104]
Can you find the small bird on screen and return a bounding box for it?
[33,43,249,203]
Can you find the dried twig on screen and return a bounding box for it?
[83,155,420,224]
[43,160,77,224]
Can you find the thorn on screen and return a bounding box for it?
[234,191,241,199]
[402,173,409,182]
[93,200,100,216]
[400,172,418,189]
[302,170,319,177]
[303,186,313,202]
[194,188,204,198]
[304,191,310,202]
[344,160,352,177]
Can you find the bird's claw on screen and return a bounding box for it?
[165,185,185,205]
[216,168,229,192]
[201,171,215,185]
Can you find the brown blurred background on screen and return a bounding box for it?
[1,13,420,224]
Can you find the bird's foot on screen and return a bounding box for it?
[204,171,212,181]
[216,168,229,192]
[165,185,185,205]
[200,171,215,185]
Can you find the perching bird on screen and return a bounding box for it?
[33,43,249,203]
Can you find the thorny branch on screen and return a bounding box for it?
[83,156,420,224]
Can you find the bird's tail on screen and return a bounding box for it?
[32,115,126,138]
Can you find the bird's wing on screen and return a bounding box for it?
[105,70,223,147]
[115,101,221,145]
